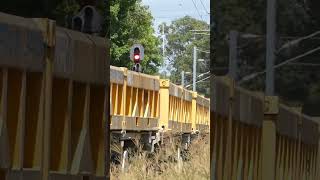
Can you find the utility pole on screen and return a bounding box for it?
[181,71,185,87]
[262,1,277,180]
[228,30,238,80]
[266,0,276,95]
[162,24,167,77]
[193,46,197,92]
[162,24,165,58]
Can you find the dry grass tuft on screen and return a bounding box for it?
[110,137,210,180]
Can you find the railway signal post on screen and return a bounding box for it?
[130,44,144,72]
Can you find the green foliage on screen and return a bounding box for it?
[110,0,162,74]
[0,0,162,74]
[53,0,80,27]
[0,0,59,17]
[161,16,210,97]
[214,0,320,111]
[53,0,163,75]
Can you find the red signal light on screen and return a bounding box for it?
[133,47,140,62]
[134,54,140,60]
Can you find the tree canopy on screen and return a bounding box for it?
[110,0,162,74]
[160,16,210,97]
[213,0,320,114]
[0,0,162,75]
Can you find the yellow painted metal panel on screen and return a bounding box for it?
[50,78,70,172]
[211,76,320,180]
[159,79,170,129]
[89,85,106,176]
[110,68,162,131]
[0,13,110,179]
[24,72,44,169]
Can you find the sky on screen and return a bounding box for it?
[142,0,210,35]
[141,0,210,76]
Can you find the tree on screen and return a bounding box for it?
[0,0,91,21]
[0,0,162,74]
[110,0,162,74]
[53,0,81,28]
[160,16,210,97]
[0,0,57,17]
[213,0,320,114]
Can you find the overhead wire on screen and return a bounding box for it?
[191,0,204,21]
[185,74,212,88]
[238,45,320,84]
[199,0,209,14]
[277,30,320,53]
